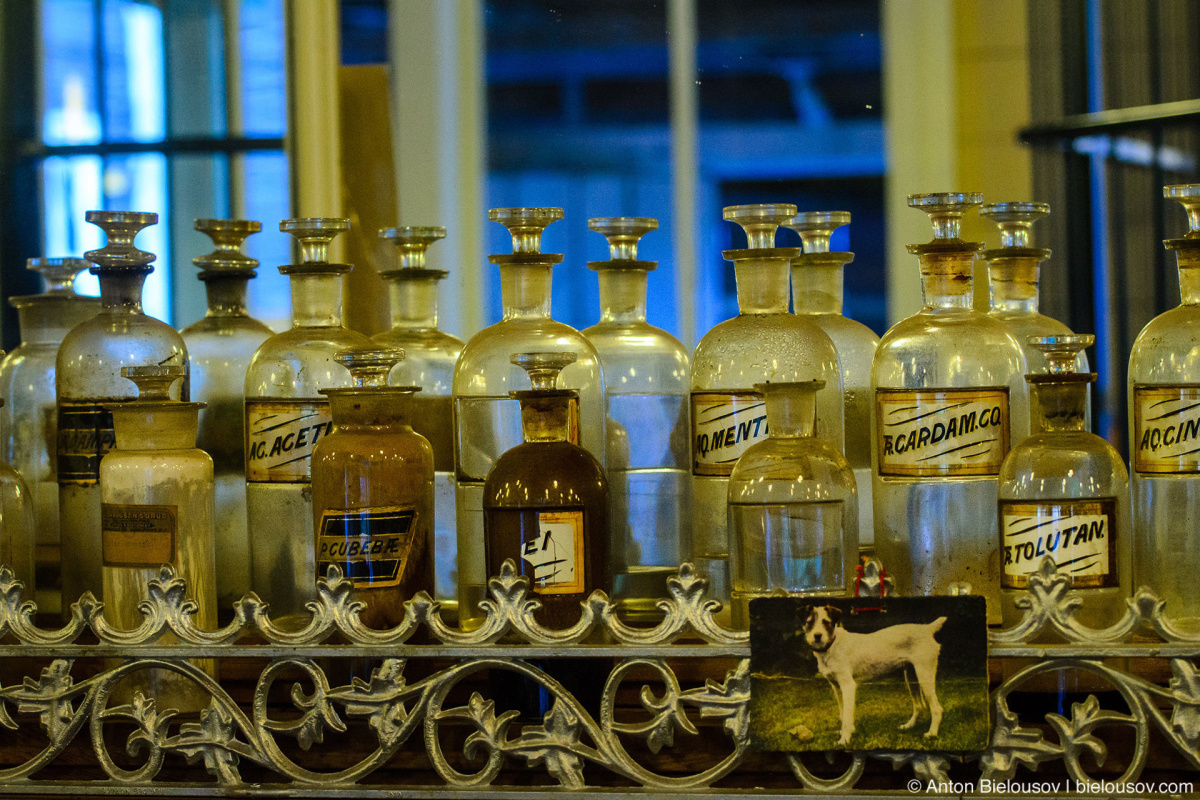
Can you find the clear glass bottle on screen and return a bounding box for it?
[453,208,605,630]
[244,218,373,623]
[180,219,274,610]
[728,380,857,630]
[312,348,434,630]
[871,193,1028,625]
[101,365,215,712]
[372,227,463,618]
[999,336,1129,629]
[581,217,690,622]
[56,212,188,612]
[691,203,843,623]
[1128,184,1200,634]
[786,211,878,552]
[0,258,99,599]
[483,352,609,629]
[0,398,37,593]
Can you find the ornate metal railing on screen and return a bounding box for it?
[0,557,1198,797]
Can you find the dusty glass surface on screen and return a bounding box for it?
[0,403,36,593]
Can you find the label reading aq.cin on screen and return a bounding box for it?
[1132,385,1200,474]
[245,400,334,483]
[876,388,1009,478]
[691,391,768,476]
[101,503,177,568]
[1000,498,1118,589]
[316,506,418,589]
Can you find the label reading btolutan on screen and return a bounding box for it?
[691,391,768,476]
[1000,499,1118,589]
[245,400,333,483]
[101,503,177,568]
[57,401,118,485]
[522,510,585,595]
[316,506,418,589]
[876,388,1009,478]
[1132,385,1200,474]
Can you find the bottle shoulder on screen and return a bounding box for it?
[372,326,465,354]
[455,318,603,396]
[58,313,188,398]
[1000,431,1128,489]
[484,441,607,504]
[1129,305,1200,382]
[182,315,275,340]
[692,313,839,389]
[874,310,1026,387]
[246,325,373,398]
[584,322,690,395]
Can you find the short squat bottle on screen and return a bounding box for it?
[483,352,609,630]
[691,204,842,623]
[0,398,36,593]
[0,258,98,596]
[101,365,215,712]
[180,219,274,609]
[1128,184,1200,634]
[727,381,857,630]
[871,193,1027,625]
[999,336,1129,630]
[372,227,463,618]
[312,348,434,630]
[786,211,878,551]
[582,217,690,621]
[56,212,188,611]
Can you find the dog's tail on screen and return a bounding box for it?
[930,616,947,633]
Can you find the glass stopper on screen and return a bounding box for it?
[722,204,798,250]
[84,211,158,270]
[379,226,446,269]
[280,218,350,263]
[27,257,92,294]
[588,217,657,260]
[1165,184,1200,238]
[489,208,563,255]
[980,202,1049,248]
[334,347,405,388]
[908,193,984,240]
[786,211,851,254]
[512,351,577,391]
[120,364,185,400]
[1027,334,1093,374]
[194,218,261,273]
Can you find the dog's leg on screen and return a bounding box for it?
[914,662,942,738]
[836,678,857,746]
[900,665,923,730]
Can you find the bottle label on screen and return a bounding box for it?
[1132,384,1200,474]
[691,391,768,476]
[101,503,177,568]
[522,510,586,595]
[245,399,333,483]
[875,388,1010,477]
[999,498,1118,588]
[56,401,119,486]
[316,506,419,589]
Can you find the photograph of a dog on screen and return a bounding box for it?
[748,596,989,753]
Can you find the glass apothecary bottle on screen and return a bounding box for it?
[180,219,274,609]
[483,352,609,629]
[728,380,857,630]
[0,399,36,593]
[373,227,463,618]
[453,208,605,630]
[871,193,1027,625]
[999,336,1129,629]
[0,257,99,596]
[691,203,842,623]
[786,211,878,551]
[101,365,215,712]
[1128,184,1200,634]
[244,218,372,623]
[581,217,690,621]
[312,348,433,630]
[56,212,188,611]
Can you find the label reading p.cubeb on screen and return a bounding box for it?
[1000,498,1118,588]
[316,506,418,589]
[1132,385,1200,474]
[102,503,177,568]
[245,399,333,483]
[876,388,1009,478]
[522,510,585,595]
[57,401,118,485]
[691,391,768,476]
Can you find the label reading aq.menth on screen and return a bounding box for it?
[1132,385,1200,474]
[316,506,418,589]
[876,388,1009,478]
[522,510,586,595]
[102,503,177,568]
[57,401,118,485]
[691,391,768,476]
[1000,498,1118,589]
[245,400,333,483]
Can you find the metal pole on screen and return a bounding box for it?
[668,0,698,348]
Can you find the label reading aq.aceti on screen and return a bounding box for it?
[316,506,418,589]
[1132,385,1200,474]
[522,510,585,595]
[101,503,177,568]
[1000,498,1118,589]
[57,401,118,485]
[691,391,768,476]
[245,400,333,483]
[876,388,1010,478]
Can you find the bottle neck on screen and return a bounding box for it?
[98,270,148,315]
[387,276,440,329]
[597,269,648,323]
[765,387,818,438]
[289,272,345,327]
[1029,380,1089,433]
[987,256,1040,313]
[791,261,844,315]
[734,257,792,315]
[918,251,975,311]
[499,263,553,320]
[519,394,573,442]
[204,277,252,318]
[1179,250,1200,305]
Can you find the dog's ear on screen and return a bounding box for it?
[825,605,843,626]
[796,604,813,627]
